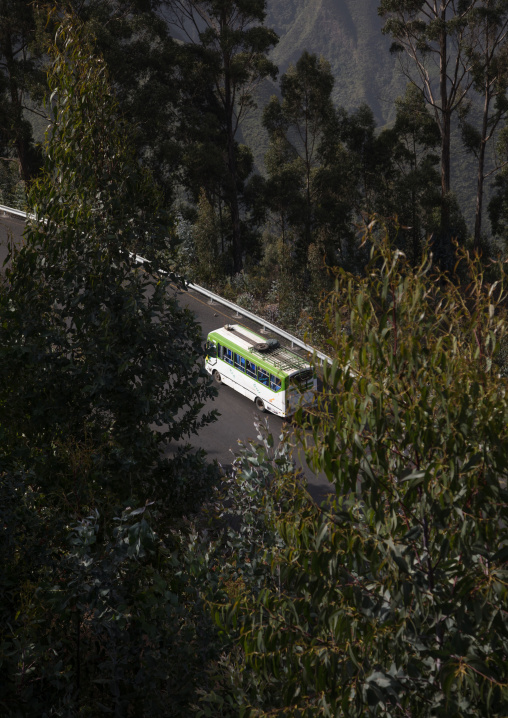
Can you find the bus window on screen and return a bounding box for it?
[224,347,234,366]
[234,353,245,372]
[246,360,257,379]
[270,375,282,392]
[206,341,217,358]
[258,367,269,386]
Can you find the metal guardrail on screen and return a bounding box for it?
[131,251,332,365]
[186,282,332,366]
[0,203,27,219]
[2,203,332,365]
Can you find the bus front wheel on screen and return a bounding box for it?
[255,397,266,412]
[213,371,222,384]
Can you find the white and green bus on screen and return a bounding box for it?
[205,324,316,417]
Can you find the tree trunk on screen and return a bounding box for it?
[227,132,243,273]
[304,164,312,257]
[474,69,491,251]
[441,110,451,230]
[4,28,33,183]
[440,12,451,232]
[411,135,419,264]
[473,21,490,252]
[412,186,418,265]
[222,10,242,274]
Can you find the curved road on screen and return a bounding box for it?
[0,213,25,266]
[0,212,332,502]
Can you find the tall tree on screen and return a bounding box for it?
[1,0,182,203]
[62,0,181,206]
[336,103,393,218]
[460,0,508,249]
[0,13,221,713]
[263,51,336,260]
[378,0,477,234]
[199,232,508,717]
[166,0,278,273]
[263,133,306,246]
[487,119,508,244]
[380,84,441,262]
[0,0,43,184]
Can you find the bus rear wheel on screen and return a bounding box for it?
[213,370,222,384]
[255,397,266,412]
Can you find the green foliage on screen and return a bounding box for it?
[0,12,223,715]
[263,133,305,243]
[488,114,508,253]
[192,189,229,284]
[0,160,26,209]
[378,0,479,236]
[0,11,217,498]
[275,242,302,331]
[378,85,441,263]
[193,418,303,717]
[59,0,181,206]
[302,240,330,340]
[198,228,508,716]
[265,0,403,129]
[489,164,508,248]
[458,0,508,248]
[0,466,221,716]
[263,51,336,261]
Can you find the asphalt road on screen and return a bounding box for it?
[172,284,332,501]
[0,212,25,268]
[0,211,333,502]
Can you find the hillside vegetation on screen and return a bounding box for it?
[240,0,479,231]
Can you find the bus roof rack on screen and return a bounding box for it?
[248,342,309,372]
[220,323,308,373]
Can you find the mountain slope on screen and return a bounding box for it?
[241,0,478,232]
[241,0,404,175]
[266,0,403,125]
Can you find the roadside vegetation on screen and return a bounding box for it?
[195,232,508,717]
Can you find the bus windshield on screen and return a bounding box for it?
[289,369,314,389]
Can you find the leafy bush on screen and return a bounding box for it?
[236,291,257,310]
[197,230,508,717]
[0,484,222,717]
